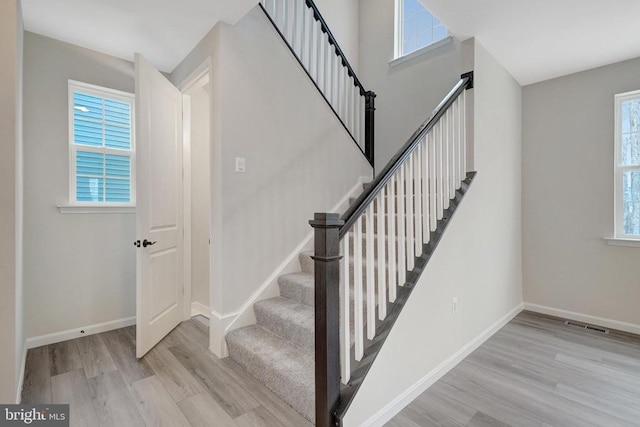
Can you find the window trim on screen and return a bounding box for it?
[614,89,640,239]
[394,0,449,60]
[67,80,136,208]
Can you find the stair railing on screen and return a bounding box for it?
[258,0,376,167]
[310,72,475,426]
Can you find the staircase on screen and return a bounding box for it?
[224,0,475,425]
[226,250,317,421]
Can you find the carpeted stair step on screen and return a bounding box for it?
[278,272,314,306]
[226,325,314,422]
[254,297,314,350]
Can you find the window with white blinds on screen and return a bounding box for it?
[69,80,135,205]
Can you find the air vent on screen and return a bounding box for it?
[564,320,609,334]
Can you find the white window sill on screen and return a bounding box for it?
[57,204,136,214]
[604,237,640,248]
[390,36,454,68]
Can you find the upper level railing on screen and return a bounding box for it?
[310,72,474,426]
[259,0,376,167]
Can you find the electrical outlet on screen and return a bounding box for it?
[235,157,246,173]
[452,297,458,315]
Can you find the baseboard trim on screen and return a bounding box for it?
[362,303,524,427]
[523,303,640,336]
[190,302,211,319]
[25,316,136,349]
[16,342,27,403]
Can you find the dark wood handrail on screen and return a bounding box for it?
[304,0,366,95]
[339,72,473,239]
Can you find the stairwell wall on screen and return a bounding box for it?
[343,38,523,426]
[358,0,462,172]
[170,7,372,355]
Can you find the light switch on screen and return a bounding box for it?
[235,157,246,173]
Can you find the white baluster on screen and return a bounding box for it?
[310,20,318,82]
[355,88,361,144]
[429,131,437,231]
[422,135,430,244]
[414,144,423,257]
[340,230,350,385]
[365,205,375,340]
[291,0,297,51]
[326,45,333,106]
[397,166,406,285]
[436,119,444,220]
[443,109,450,209]
[300,3,308,69]
[406,152,415,271]
[454,97,461,187]
[281,0,288,35]
[461,91,467,181]
[376,190,387,320]
[449,104,456,197]
[354,215,364,361]
[387,174,397,302]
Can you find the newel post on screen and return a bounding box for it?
[365,91,377,167]
[310,212,344,427]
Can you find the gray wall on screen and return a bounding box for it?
[171,7,372,352]
[358,0,461,172]
[0,0,23,403]
[344,39,523,426]
[23,32,136,339]
[522,57,640,326]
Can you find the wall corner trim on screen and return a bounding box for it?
[360,303,524,427]
[25,316,136,349]
[523,303,640,336]
[190,302,211,319]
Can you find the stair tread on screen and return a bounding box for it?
[254,297,314,349]
[278,272,314,306]
[226,325,314,421]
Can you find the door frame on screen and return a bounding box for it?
[178,60,211,322]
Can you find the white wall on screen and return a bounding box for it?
[23,33,136,339]
[171,7,372,353]
[522,57,640,327]
[343,39,523,426]
[358,0,461,172]
[188,85,211,309]
[0,0,23,403]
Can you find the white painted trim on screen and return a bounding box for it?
[523,302,640,336]
[210,309,240,358]
[25,316,136,349]
[16,342,27,404]
[57,204,136,214]
[191,302,211,318]
[604,237,640,248]
[389,36,454,68]
[223,175,372,335]
[182,93,193,321]
[362,303,524,427]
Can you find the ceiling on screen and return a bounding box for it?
[21,0,256,72]
[422,0,640,85]
[21,0,640,85]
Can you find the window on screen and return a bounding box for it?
[395,0,448,58]
[68,80,135,206]
[615,90,640,238]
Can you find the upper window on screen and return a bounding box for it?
[395,0,448,58]
[68,80,135,205]
[615,90,640,238]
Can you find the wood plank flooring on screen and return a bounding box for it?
[21,319,313,427]
[387,311,640,427]
[22,311,640,426]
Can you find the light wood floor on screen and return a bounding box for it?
[22,311,640,427]
[387,311,640,427]
[21,319,313,427]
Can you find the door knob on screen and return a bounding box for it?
[133,240,141,247]
[142,239,157,248]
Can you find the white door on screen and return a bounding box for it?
[135,53,184,358]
